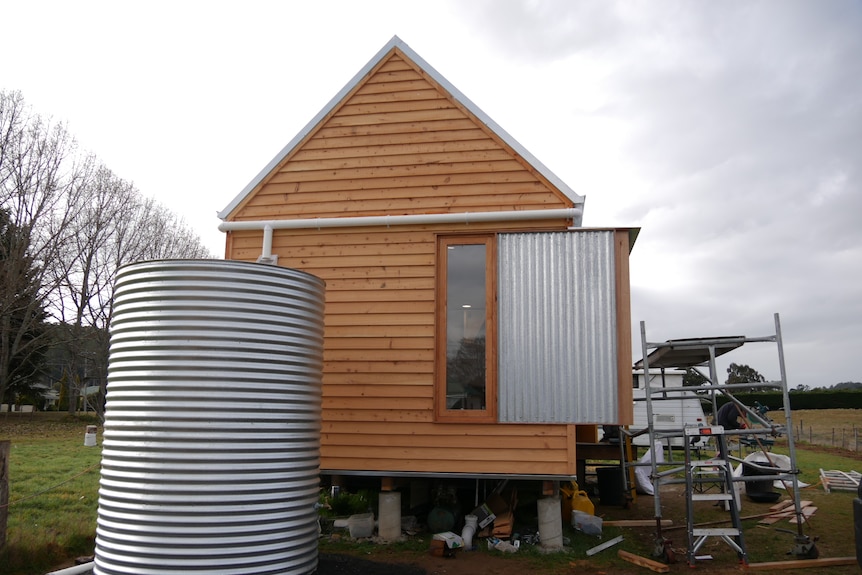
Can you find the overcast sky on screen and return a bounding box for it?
[4,1,859,389]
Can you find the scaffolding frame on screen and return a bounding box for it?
[631,313,816,563]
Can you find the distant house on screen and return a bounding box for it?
[219,36,636,484]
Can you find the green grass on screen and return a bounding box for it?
[2,412,861,575]
[1,414,102,575]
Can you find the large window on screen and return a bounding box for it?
[436,235,496,422]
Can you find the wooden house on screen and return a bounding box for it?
[218,37,635,489]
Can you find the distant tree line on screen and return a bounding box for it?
[1,90,213,417]
[683,362,859,393]
[679,361,861,412]
[711,390,862,412]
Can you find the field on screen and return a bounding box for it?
[1,411,861,575]
[769,408,862,451]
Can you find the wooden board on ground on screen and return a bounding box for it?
[603,519,672,528]
[747,556,858,571]
[758,500,813,525]
[618,550,670,573]
[788,506,817,524]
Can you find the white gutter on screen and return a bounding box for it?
[218,207,584,263]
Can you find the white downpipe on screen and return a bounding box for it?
[262,224,273,258]
[220,207,583,262]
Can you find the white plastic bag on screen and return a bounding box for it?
[572,510,603,537]
[635,441,665,495]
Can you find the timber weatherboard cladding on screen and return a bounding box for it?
[232,52,571,222]
[221,38,632,477]
[230,224,589,475]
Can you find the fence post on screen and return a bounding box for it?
[809,426,812,443]
[1,440,9,550]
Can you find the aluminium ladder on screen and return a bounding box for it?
[684,425,747,566]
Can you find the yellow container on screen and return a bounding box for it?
[561,481,595,522]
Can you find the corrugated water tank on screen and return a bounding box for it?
[94,260,325,575]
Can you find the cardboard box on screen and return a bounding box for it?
[470,503,496,529]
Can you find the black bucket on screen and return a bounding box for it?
[596,466,624,506]
[742,462,779,502]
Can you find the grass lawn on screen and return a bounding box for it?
[1,411,861,575]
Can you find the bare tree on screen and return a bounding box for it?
[52,165,212,415]
[0,90,88,408]
[2,90,214,414]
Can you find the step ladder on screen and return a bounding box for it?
[684,425,747,566]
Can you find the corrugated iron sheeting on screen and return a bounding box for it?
[498,232,619,423]
[96,260,325,575]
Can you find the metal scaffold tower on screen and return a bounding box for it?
[633,313,817,565]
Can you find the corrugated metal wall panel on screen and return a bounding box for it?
[498,232,618,423]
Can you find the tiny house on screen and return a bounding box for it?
[218,37,636,490]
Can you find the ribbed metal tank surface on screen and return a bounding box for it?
[94,260,325,575]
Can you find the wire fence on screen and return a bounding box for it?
[791,421,860,451]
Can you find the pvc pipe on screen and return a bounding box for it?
[46,562,94,575]
[223,207,584,262]
[262,224,273,258]
[219,207,583,232]
[461,514,478,550]
[378,491,401,541]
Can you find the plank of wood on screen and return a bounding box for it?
[603,520,673,528]
[758,501,813,525]
[618,550,670,573]
[788,506,817,524]
[770,499,794,511]
[747,557,858,571]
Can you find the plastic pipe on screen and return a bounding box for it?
[219,207,584,232]
[46,562,94,575]
[461,514,478,550]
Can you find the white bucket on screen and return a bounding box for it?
[84,425,97,447]
[348,513,374,538]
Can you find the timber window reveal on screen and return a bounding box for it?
[435,235,497,422]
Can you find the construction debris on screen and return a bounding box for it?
[757,499,816,525]
[586,535,623,556]
[603,519,672,527]
[819,468,861,493]
[618,549,670,573]
[747,556,857,571]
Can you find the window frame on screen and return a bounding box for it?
[434,234,497,423]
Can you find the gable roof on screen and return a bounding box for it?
[218,35,585,221]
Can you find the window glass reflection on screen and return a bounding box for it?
[445,244,486,410]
